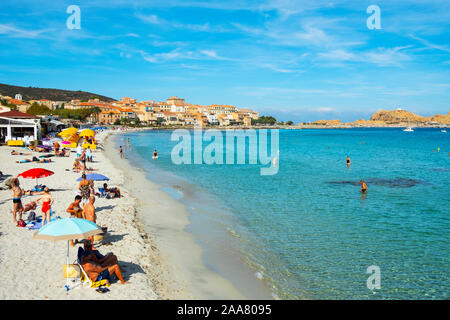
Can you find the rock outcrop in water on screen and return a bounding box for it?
[327,178,427,188]
[306,110,449,127]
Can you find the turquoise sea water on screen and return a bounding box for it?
[116,128,449,299]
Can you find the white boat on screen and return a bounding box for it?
[403,126,414,132]
[441,129,447,133]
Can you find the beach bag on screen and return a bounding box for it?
[63,264,81,278]
[17,219,26,227]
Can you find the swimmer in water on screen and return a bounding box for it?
[360,180,367,193]
[127,138,130,149]
[153,149,158,159]
[346,156,351,167]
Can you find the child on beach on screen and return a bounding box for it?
[36,187,54,226]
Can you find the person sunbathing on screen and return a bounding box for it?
[61,148,70,157]
[103,183,121,198]
[29,146,46,152]
[23,201,37,212]
[39,158,52,163]
[80,241,130,285]
[16,156,40,163]
[73,159,82,173]
[11,150,31,156]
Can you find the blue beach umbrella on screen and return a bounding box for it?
[76,173,109,181]
[33,218,103,291]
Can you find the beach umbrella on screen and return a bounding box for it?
[58,127,78,137]
[76,173,109,181]
[79,129,95,137]
[33,218,103,291]
[18,168,54,186]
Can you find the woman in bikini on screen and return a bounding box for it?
[36,187,54,226]
[79,150,87,172]
[11,177,24,224]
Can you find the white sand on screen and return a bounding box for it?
[0,129,245,300]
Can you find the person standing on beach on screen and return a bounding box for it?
[36,187,54,226]
[79,173,91,206]
[86,146,92,162]
[119,146,123,159]
[11,177,24,224]
[360,180,368,193]
[82,195,97,245]
[76,144,83,159]
[82,195,96,224]
[79,149,87,172]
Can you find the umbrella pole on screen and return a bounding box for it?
[66,240,70,293]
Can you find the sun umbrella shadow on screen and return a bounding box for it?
[101,233,128,244]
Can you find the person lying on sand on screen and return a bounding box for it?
[80,240,130,285]
[103,183,121,198]
[11,150,32,156]
[28,146,46,152]
[23,201,37,212]
[16,156,39,163]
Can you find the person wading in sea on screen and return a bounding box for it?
[360,180,368,193]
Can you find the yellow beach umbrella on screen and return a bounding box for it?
[58,127,78,137]
[79,129,95,137]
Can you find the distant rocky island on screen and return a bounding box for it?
[305,109,450,127]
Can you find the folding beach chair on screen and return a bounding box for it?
[76,247,110,288]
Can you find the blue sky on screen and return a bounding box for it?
[0,0,449,122]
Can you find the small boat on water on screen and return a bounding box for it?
[403,126,414,132]
[441,129,447,133]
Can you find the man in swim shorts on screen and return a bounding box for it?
[11,178,24,224]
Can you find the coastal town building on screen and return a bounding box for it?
[7,99,30,113]
[1,93,259,127]
[0,110,41,143]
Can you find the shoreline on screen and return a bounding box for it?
[103,130,256,299]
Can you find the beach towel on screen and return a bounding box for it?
[26,221,42,230]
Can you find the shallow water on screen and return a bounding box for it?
[116,128,449,299]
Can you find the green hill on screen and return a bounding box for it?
[0,83,116,102]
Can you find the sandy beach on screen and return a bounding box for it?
[0,128,248,300]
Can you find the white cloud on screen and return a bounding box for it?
[0,23,49,39]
